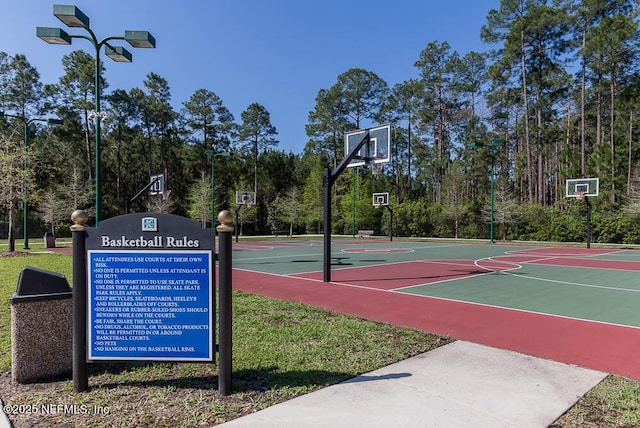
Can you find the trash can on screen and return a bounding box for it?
[10,266,72,383]
[44,231,56,248]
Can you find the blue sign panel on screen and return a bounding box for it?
[88,250,213,361]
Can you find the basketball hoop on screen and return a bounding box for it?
[576,191,585,200]
[372,192,389,209]
[236,190,256,208]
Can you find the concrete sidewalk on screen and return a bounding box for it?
[220,341,606,428]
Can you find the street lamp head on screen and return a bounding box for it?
[205,150,232,158]
[53,5,90,29]
[105,45,133,63]
[36,27,72,45]
[125,31,156,48]
[47,118,64,125]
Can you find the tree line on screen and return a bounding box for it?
[2,0,640,250]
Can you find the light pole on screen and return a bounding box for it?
[471,138,504,244]
[204,150,231,227]
[0,111,62,249]
[37,4,156,226]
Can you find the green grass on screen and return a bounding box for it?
[0,252,448,426]
[0,252,72,371]
[551,376,640,427]
[1,250,639,427]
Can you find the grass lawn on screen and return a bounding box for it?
[0,246,638,427]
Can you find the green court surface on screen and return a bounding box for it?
[232,240,640,330]
[232,241,533,275]
[402,263,640,328]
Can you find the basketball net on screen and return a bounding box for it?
[368,157,385,177]
[576,191,585,200]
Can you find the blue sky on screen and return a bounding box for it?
[2,0,500,153]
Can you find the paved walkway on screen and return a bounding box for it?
[220,341,606,428]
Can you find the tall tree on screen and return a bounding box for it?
[305,86,350,167]
[236,103,278,196]
[136,73,176,184]
[104,89,137,206]
[414,41,460,202]
[332,68,388,130]
[182,88,235,178]
[381,79,427,201]
[52,50,105,182]
[0,54,44,250]
[482,0,571,205]
[483,0,537,202]
[584,4,638,203]
[1,54,43,117]
[0,51,10,102]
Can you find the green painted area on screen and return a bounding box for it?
[591,249,640,262]
[232,240,533,276]
[401,264,640,327]
[232,239,640,328]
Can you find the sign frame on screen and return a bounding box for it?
[84,213,216,363]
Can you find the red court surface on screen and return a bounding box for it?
[293,260,513,290]
[233,265,640,380]
[52,242,640,379]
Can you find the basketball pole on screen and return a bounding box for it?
[125,175,162,214]
[323,132,370,282]
[385,205,394,241]
[585,195,592,249]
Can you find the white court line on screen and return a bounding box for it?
[235,267,640,331]
[501,270,640,293]
[240,245,640,295]
[394,290,640,331]
[489,252,640,274]
[404,257,640,293]
[286,258,428,277]
[235,242,467,266]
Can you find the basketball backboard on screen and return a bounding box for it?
[345,124,391,168]
[149,174,164,195]
[372,192,389,207]
[566,178,599,198]
[235,190,256,206]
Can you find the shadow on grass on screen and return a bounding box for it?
[86,363,400,393]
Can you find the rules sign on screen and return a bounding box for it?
[85,213,215,362]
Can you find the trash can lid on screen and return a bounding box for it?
[10,266,72,304]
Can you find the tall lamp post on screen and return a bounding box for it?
[0,111,62,249]
[471,138,504,244]
[37,4,156,226]
[204,150,231,227]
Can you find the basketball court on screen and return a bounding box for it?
[231,239,640,380]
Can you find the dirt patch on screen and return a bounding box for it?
[0,252,30,258]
